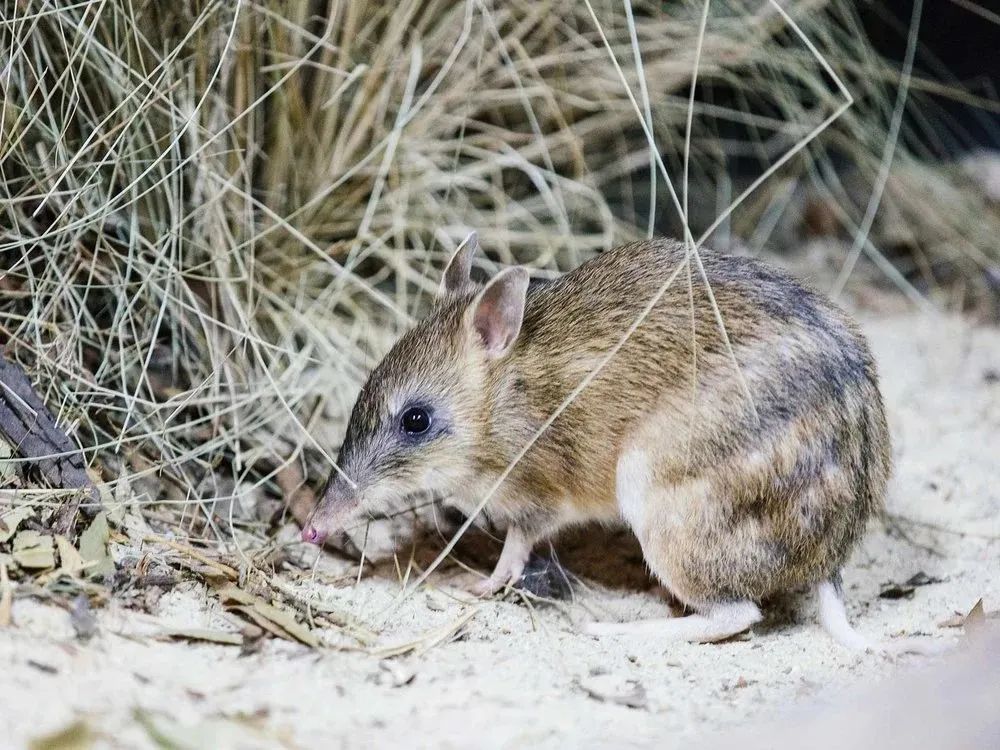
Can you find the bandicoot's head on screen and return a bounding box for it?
[302,234,529,545]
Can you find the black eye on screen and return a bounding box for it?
[400,406,431,436]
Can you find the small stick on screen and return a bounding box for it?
[0,563,12,627]
[143,535,240,580]
[275,461,315,528]
[0,351,101,533]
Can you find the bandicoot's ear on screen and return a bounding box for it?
[439,231,479,296]
[466,266,530,358]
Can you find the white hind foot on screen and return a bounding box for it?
[585,600,762,643]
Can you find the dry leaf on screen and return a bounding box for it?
[106,471,129,527]
[906,571,943,587]
[216,584,256,606]
[879,583,915,600]
[229,605,293,641]
[578,674,648,709]
[118,511,151,544]
[938,611,966,628]
[146,535,238,581]
[133,708,276,750]
[216,584,319,648]
[0,563,12,626]
[0,440,16,484]
[266,575,375,644]
[28,719,95,750]
[0,505,34,543]
[256,604,318,647]
[879,571,943,600]
[54,535,85,576]
[13,530,56,569]
[938,598,999,632]
[161,627,243,646]
[964,598,987,638]
[78,512,113,579]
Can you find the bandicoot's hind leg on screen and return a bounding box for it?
[595,448,763,642]
[585,600,762,643]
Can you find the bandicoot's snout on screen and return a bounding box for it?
[300,473,359,547]
[300,522,327,546]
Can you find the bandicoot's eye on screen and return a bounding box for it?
[400,406,431,436]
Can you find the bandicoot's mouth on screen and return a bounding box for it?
[301,522,327,545]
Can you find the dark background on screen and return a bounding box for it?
[861,0,1000,154]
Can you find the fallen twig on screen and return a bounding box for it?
[0,352,100,533]
[143,535,240,581]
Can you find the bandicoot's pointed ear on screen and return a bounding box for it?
[467,266,530,358]
[439,231,479,296]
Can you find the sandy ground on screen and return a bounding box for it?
[2,310,999,750]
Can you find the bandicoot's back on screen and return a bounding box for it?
[480,240,888,547]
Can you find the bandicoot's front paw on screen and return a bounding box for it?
[469,577,504,597]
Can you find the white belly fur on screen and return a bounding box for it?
[616,448,651,537]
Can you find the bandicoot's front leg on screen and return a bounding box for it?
[471,526,532,596]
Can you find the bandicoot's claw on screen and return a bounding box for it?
[469,577,504,597]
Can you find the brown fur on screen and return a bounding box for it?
[312,238,890,608]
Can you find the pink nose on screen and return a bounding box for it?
[301,523,328,546]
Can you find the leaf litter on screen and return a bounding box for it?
[13,531,56,570]
[160,627,244,647]
[132,708,289,750]
[77,513,114,580]
[0,492,347,656]
[938,598,1000,633]
[27,719,96,750]
[878,571,944,600]
[0,506,34,543]
[215,584,320,649]
[577,673,649,710]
